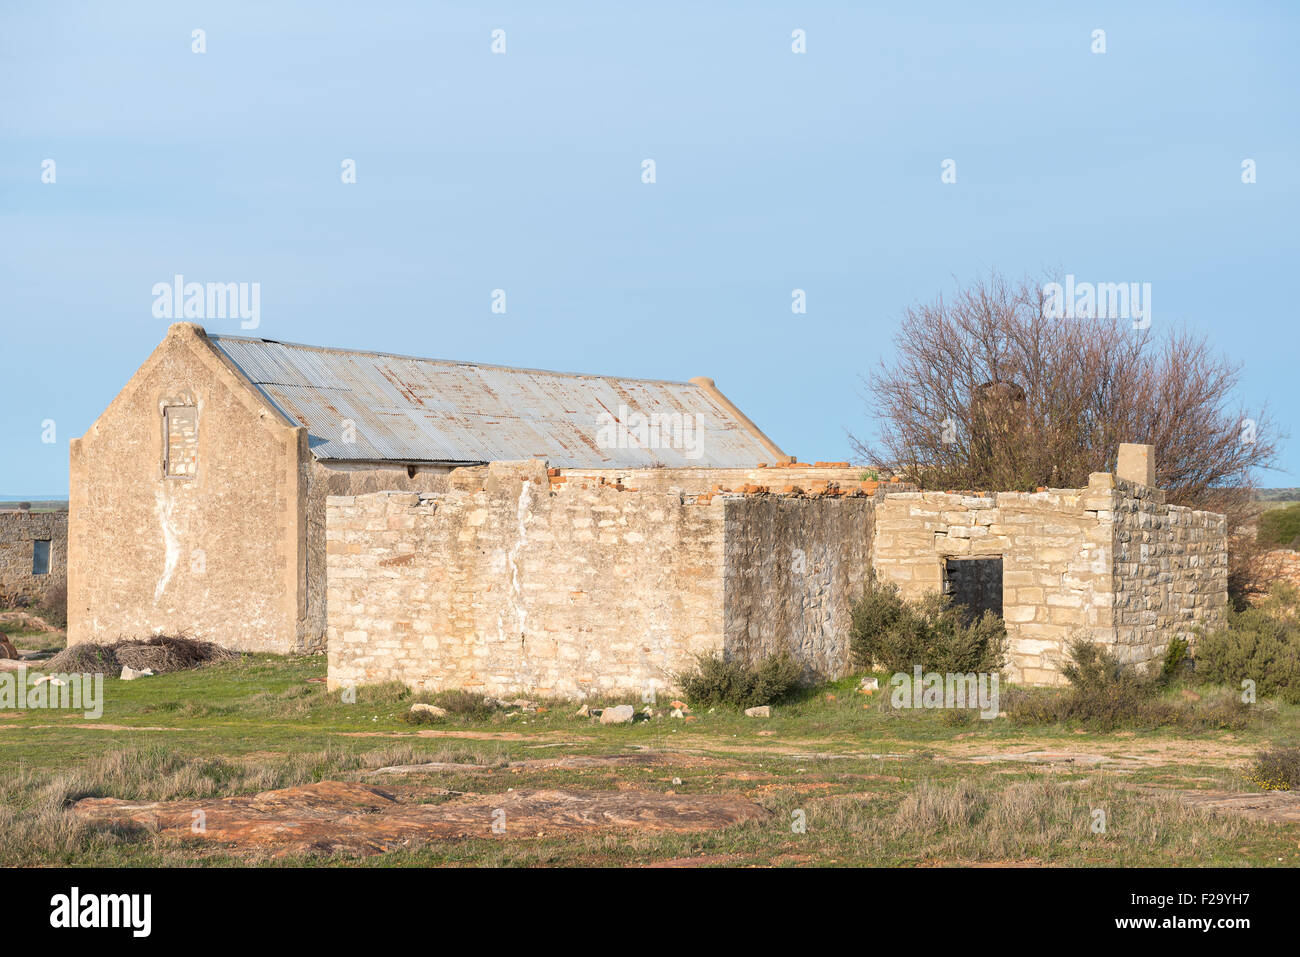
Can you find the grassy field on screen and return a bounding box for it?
[2,638,1298,867]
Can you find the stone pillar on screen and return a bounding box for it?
[1116,443,1156,487]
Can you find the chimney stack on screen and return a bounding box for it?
[1116,443,1156,487]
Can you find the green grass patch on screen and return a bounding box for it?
[1,651,1298,866]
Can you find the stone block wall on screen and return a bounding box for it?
[874,487,1111,684]
[326,461,1226,693]
[1255,549,1300,591]
[326,462,877,699]
[551,464,875,495]
[0,510,68,606]
[69,323,308,652]
[1099,475,1228,667]
[326,461,728,699]
[872,473,1227,683]
[303,460,452,652]
[723,496,874,680]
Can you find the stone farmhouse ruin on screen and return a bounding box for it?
[68,323,1227,696]
[0,507,67,607]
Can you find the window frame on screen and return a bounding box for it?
[32,538,52,576]
[163,404,199,480]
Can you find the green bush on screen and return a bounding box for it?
[676,651,803,710]
[849,580,1006,676]
[1247,746,1300,791]
[1194,585,1300,704]
[1257,503,1300,550]
[1158,636,1189,687]
[1007,639,1250,732]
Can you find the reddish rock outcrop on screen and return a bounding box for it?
[72,780,770,857]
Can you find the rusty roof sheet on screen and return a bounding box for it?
[208,335,776,468]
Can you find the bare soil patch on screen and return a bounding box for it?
[0,611,60,634]
[1141,787,1300,825]
[72,780,771,857]
[363,750,714,776]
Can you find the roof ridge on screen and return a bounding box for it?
[207,333,696,388]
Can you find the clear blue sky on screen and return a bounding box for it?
[2,0,1296,496]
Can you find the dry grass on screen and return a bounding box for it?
[0,744,499,865]
[806,776,1250,863]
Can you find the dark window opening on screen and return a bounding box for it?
[943,556,1003,620]
[32,539,51,576]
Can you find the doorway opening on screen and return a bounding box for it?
[943,556,1003,620]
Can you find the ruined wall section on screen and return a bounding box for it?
[872,475,1228,683]
[68,323,308,652]
[1102,476,1228,668]
[873,489,1112,684]
[302,461,452,652]
[326,461,728,699]
[0,510,68,606]
[722,496,874,680]
[552,465,880,495]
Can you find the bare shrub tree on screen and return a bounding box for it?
[852,271,1282,598]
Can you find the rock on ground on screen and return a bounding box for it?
[599,704,635,724]
[1162,788,1300,824]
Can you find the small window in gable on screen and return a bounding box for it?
[32,539,51,576]
[164,406,198,478]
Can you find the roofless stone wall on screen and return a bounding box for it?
[723,496,873,680]
[326,460,1226,694]
[873,473,1226,684]
[326,461,726,699]
[1100,474,1228,667]
[0,510,67,606]
[325,461,874,698]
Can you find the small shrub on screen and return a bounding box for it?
[1157,636,1189,687]
[1007,639,1250,732]
[1247,746,1300,791]
[676,651,803,710]
[1195,585,1300,704]
[428,689,496,720]
[849,579,1005,676]
[37,582,67,629]
[849,579,908,668]
[1055,640,1156,728]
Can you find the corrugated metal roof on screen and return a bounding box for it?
[208,335,777,468]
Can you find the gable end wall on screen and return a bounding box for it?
[68,324,308,652]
